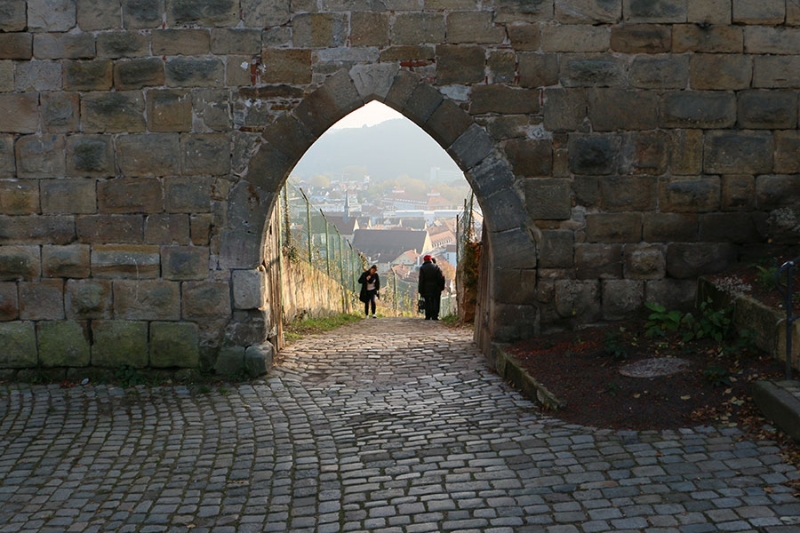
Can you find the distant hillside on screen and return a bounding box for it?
[290,119,464,182]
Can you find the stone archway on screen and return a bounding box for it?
[220,66,539,354]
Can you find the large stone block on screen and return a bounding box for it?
[488,50,516,84]
[261,49,312,85]
[0,215,75,245]
[0,246,41,281]
[15,135,66,179]
[34,33,95,59]
[505,139,552,177]
[560,54,625,87]
[508,24,541,50]
[704,131,774,175]
[146,89,192,132]
[0,61,11,91]
[669,129,703,175]
[190,214,212,245]
[165,57,224,88]
[14,60,62,92]
[92,245,160,279]
[611,24,671,53]
[0,33,32,60]
[629,55,688,89]
[775,131,800,173]
[644,279,696,311]
[661,91,736,128]
[162,246,208,281]
[744,27,800,55]
[114,58,165,90]
[64,60,113,91]
[164,177,213,214]
[623,0,687,22]
[672,25,742,53]
[689,54,752,90]
[624,243,666,279]
[66,135,114,178]
[466,154,515,201]
[0,0,26,31]
[659,176,721,213]
[0,180,37,215]
[116,133,180,176]
[470,86,540,115]
[292,13,347,48]
[77,0,121,30]
[350,12,390,46]
[588,89,658,131]
[543,88,586,132]
[541,24,610,52]
[643,212,698,242]
[182,281,230,319]
[91,320,148,368]
[568,133,620,175]
[114,280,180,320]
[65,279,112,319]
[666,242,737,279]
[19,279,64,320]
[0,281,17,321]
[167,0,238,27]
[42,244,90,278]
[76,214,143,244]
[145,214,191,245]
[448,124,493,172]
[720,175,755,211]
[733,0,785,23]
[96,31,149,58]
[123,0,163,29]
[756,175,800,209]
[737,90,798,129]
[98,177,164,214]
[556,0,621,23]
[426,98,473,148]
[537,230,574,268]
[181,133,231,176]
[42,93,80,133]
[435,44,485,85]
[391,12,444,45]
[81,91,145,133]
[192,89,231,132]
[620,131,669,175]
[28,0,77,31]
[245,343,272,377]
[232,268,266,310]
[753,56,800,88]
[575,243,623,279]
[208,28,260,55]
[152,29,210,56]
[0,93,39,133]
[585,213,642,243]
[446,11,504,44]
[554,279,600,321]
[602,279,644,320]
[38,321,90,367]
[523,178,571,220]
[699,212,760,243]
[41,178,96,214]
[0,321,37,368]
[688,0,731,24]
[150,321,199,368]
[600,176,657,211]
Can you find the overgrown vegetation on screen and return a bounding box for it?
[283,313,364,344]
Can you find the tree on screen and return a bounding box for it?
[309,174,331,188]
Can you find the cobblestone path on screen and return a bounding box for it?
[1,318,799,533]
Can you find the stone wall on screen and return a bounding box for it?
[281,256,356,324]
[1,0,799,372]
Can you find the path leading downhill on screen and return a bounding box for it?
[1,317,799,533]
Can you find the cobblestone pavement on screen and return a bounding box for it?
[1,318,799,533]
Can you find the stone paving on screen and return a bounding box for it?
[1,317,799,533]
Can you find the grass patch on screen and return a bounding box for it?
[284,313,364,344]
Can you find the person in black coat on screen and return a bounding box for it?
[358,264,380,318]
[418,255,445,320]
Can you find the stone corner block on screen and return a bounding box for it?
[215,345,245,376]
[245,343,274,377]
[232,268,267,310]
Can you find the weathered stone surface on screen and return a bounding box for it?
[192,89,231,131]
[556,0,621,23]
[117,133,180,176]
[76,214,143,244]
[756,175,800,209]
[181,133,231,176]
[0,180,37,214]
[114,280,180,320]
[669,129,703,175]
[0,281,18,321]
[745,27,800,55]
[623,0,687,22]
[619,131,668,175]
[81,91,145,133]
[602,279,645,321]
[293,13,347,48]
[162,246,208,280]
[659,176,721,213]
[41,178,96,214]
[66,135,114,177]
[65,279,112,319]
[505,139,552,177]
[182,281,230,319]
[666,242,737,278]
[446,11,504,44]
[150,321,199,368]
[508,24,541,50]
[689,54,752,90]
[190,214,212,245]
[168,0,238,27]
[585,213,642,242]
[261,49,312,85]
[537,230,574,268]
[42,93,80,133]
[753,56,800,88]
[699,212,760,243]
[466,154,515,201]
[245,343,272,377]
[775,131,800,173]
[688,0,731,24]
[0,61,12,91]
[145,89,192,132]
[0,0,26,31]
[576,243,622,279]
[0,322,37,367]
[704,131,774,175]
[720,175,755,211]
[560,54,625,87]
[542,24,610,52]
[114,58,165,90]
[0,33,32,60]
[523,178,571,220]
[42,244,90,278]
[0,246,41,281]
[77,0,120,30]
[38,321,90,367]
[98,177,163,214]
[435,45,485,85]
[215,345,244,375]
[392,12,444,45]
[600,176,657,211]
[624,243,666,279]
[145,214,191,245]
[629,55,688,89]
[34,33,95,59]
[661,91,736,128]
[350,12,390,46]
[232,268,266,310]
[64,60,113,91]
[241,0,289,26]
[0,93,39,133]
[588,89,658,131]
[14,60,62,92]
[15,135,66,179]
[488,50,516,84]
[92,245,160,279]
[166,57,224,88]
[96,31,149,58]
[543,89,586,132]
[209,29,261,55]
[554,279,600,321]
[470,86,540,115]
[19,280,64,320]
[28,0,77,31]
[672,25,742,53]
[569,134,620,175]
[643,213,698,242]
[427,98,473,148]
[611,24,671,53]
[645,279,696,310]
[737,90,798,129]
[91,320,148,368]
[164,177,213,214]
[0,215,75,245]
[152,29,210,56]
[733,0,785,24]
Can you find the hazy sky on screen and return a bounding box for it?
[331,101,404,129]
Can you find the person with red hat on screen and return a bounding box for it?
[418,254,445,320]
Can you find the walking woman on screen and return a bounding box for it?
[358,265,381,318]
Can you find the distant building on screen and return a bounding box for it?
[352,229,432,270]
